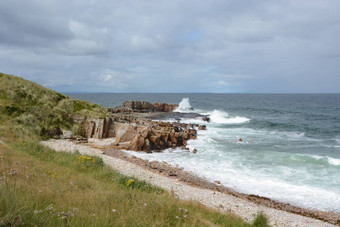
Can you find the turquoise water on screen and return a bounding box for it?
[68,93,340,211]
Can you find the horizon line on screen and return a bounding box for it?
[63,92,340,95]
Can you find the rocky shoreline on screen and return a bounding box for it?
[49,100,339,226]
[97,146,339,226]
[41,139,338,227]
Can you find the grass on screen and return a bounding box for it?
[0,138,260,226]
[0,73,107,138]
[0,72,270,226]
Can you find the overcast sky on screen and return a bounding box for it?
[1,0,339,93]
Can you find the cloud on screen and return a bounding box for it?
[0,0,339,93]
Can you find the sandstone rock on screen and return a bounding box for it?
[144,139,150,151]
[75,110,197,152]
[123,100,154,112]
[129,136,145,151]
[61,129,72,139]
[214,180,221,184]
[153,102,178,112]
[81,117,113,139]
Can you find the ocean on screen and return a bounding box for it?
[68,93,340,212]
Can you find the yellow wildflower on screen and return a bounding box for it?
[127,179,135,186]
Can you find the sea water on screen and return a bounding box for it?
[68,93,340,212]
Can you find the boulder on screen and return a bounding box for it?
[153,102,178,112]
[122,101,154,112]
[75,111,197,152]
[110,100,178,113]
[202,116,210,122]
[61,129,73,139]
[198,125,207,130]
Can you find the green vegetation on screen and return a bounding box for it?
[0,73,270,226]
[0,73,107,138]
[252,213,270,227]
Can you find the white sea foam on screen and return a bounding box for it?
[174,98,193,113]
[160,102,339,211]
[202,110,250,124]
[328,157,340,166]
[301,154,340,166]
[122,147,340,211]
[121,119,340,211]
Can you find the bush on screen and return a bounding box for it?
[252,212,270,227]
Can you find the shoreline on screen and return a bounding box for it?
[41,139,339,227]
[102,147,340,225]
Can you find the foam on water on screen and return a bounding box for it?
[328,157,340,166]
[123,145,340,211]
[308,155,340,166]
[128,96,340,211]
[70,93,340,212]
[206,110,250,124]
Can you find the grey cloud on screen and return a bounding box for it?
[0,0,339,93]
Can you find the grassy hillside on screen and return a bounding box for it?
[0,73,269,226]
[0,73,107,138]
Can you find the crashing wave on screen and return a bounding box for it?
[174,98,194,112]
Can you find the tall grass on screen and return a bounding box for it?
[0,73,107,138]
[0,140,254,226]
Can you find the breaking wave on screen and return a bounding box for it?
[207,110,250,124]
[174,98,193,113]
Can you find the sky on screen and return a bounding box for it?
[0,0,340,93]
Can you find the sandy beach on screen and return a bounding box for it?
[41,139,338,227]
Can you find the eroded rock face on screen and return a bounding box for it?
[76,115,197,152]
[153,102,178,112]
[124,119,197,152]
[122,101,154,112]
[109,101,178,113]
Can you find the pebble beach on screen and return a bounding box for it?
[41,139,337,227]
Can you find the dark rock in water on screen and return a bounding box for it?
[239,138,243,142]
[202,116,210,122]
[192,148,197,154]
[198,125,206,130]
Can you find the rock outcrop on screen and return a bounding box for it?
[109,100,178,113]
[153,102,178,112]
[75,115,197,152]
[122,101,154,112]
